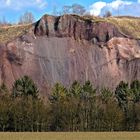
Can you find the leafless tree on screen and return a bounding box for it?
[0,16,12,26]
[71,4,86,15]
[62,4,86,15]
[62,6,71,14]
[18,12,35,24]
[103,11,112,17]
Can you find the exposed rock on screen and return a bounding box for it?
[0,14,139,95]
[34,15,124,43]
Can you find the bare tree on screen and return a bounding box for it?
[103,11,112,17]
[71,4,86,15]
[52,5,62,16]
[62,6,71,14]
[19,12,35,24]
[0,16,11,26]
[62,4,86,15]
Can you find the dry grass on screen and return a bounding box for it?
[106,17,140,39]
[0,16,139,44]
[81,15,140,39]
[0,132,140,140]
[0,24,31,43]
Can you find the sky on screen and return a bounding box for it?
[0,0,139,23]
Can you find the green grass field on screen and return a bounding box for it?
[0,132,140,140]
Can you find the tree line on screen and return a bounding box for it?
[0,3,113,27]
[0,76,139,132]
[0,12,35,26]
[52,3,112,17]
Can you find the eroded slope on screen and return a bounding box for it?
[0,15,139,94]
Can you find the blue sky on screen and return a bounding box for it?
[0,0,139,23]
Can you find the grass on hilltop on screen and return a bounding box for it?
[83,15,140,39]
[0,15,140,44]
[106,17,140,39]
[0,24,31,43]
[77,14,140,39]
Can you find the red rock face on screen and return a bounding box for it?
[0,15,140,95]
[35,15,124,42]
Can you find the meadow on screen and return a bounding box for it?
[0,132,140,140]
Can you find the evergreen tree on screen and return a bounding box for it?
[115,81,130,130]
[69,81,82,97]
[101,87,113,104]
[129,80,140,130]
[12,76,39,98]
[50,83,67,102]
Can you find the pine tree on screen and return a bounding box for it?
[12,76,39,98]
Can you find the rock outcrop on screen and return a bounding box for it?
[0,14,140,94]
[35,15,124,43]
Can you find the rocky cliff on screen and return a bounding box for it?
[0,15,140,94]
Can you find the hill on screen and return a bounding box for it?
[0,14,139,94]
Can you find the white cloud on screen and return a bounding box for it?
[36,0,41,3]
[1,0,47,10]
[89,1,106,16]
[107,0,132,10]
[89,0,133,16]
[138,0,140,3]
[35,0,47,8]
[5,0,11,6]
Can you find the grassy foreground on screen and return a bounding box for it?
[0,132,140,140]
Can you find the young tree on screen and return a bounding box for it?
[0,83,9,95]
[100,87,113,104]
[71,4,86,15]
[69,81,82,98]
[115,81,130,130]
[12,76,39,98]
[103,100,124,131]
[130,80,140,103]
[0,94,12,131]
[62,4,86,15]
[0,16,11,26]
[103,11,112,17]
[50,83,67,102]
[62,6,71,14]
[49,83,68,131]
[19,12,35,24]
[80,81,96,131]
[129,80,140,130]
[114,81,140,130]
